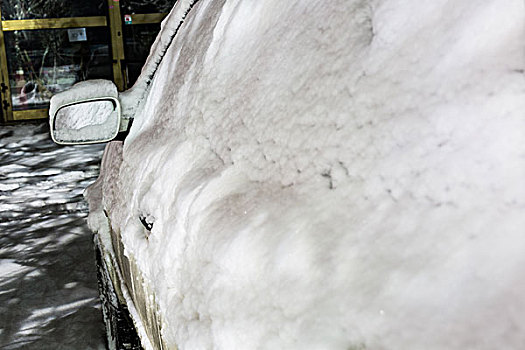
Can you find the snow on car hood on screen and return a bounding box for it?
[88,0,525,349]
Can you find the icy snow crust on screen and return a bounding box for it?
[87,0,525,349]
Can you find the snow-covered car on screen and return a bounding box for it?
[49,0,525,349]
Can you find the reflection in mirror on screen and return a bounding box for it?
[52,98,120,144]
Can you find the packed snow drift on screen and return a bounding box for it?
[86,0,525,349]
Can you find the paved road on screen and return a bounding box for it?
[0,122,107,349]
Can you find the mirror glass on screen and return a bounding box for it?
[52,98,120,144]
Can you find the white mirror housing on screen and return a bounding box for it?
[49,80,124,145]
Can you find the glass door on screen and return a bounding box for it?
[0,0,118,122]
[0,0,177,123]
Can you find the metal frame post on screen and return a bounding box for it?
[108,0,126,91]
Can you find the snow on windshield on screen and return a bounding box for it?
[88,0,525,349]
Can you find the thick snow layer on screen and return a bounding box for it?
[118,0,197,121]
[49,79,118,117]
[87,0,525,349]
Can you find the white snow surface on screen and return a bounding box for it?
[49,79,118,117]
[118,0,196,120]
[87,0,525,349]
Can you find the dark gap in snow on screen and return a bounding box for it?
[139,214,154,231]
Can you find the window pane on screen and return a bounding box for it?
[4,27,112,111]
[120,0,176,14]
[123,24,160,86]
[1,0,107,20]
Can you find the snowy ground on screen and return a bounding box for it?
[0,122,106,349]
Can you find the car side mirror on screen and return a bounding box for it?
[50,97,121,145]
[49,79,123,145]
